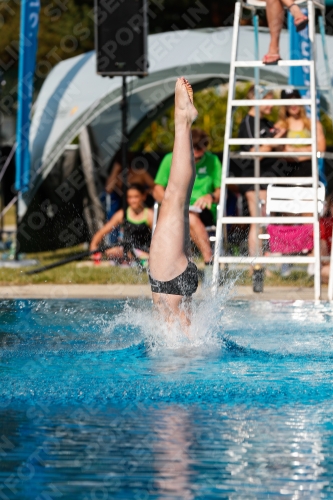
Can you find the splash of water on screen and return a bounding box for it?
[106,273,239,353]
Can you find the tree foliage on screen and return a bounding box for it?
[132,83,333,151]
[0,0,95,71]
[0,0,234,72]
[133,83,267,152]
[0,0,235,114]
[1,0,332,148]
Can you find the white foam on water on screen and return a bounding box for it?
[106,273,239,354]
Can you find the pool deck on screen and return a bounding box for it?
[0,284,328,301]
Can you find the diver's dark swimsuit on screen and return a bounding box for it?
[149,261,198,297]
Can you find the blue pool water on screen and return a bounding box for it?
[1,295,333,499]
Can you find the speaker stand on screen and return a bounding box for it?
[121,76,128,213]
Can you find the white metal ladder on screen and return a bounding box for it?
[212,0,328,300]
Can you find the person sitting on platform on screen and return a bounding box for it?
[266,89,326,276]
[153,128,222,269]
[262,0,309,65]
[238,85,286,257]
[90,184,153,265]
[275,89,326,178]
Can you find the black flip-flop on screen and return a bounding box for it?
[262,54,282,66]
[295,17,308,32]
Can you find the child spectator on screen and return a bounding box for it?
[90,184,153,265]
[238,85,286,257]
[275,89,326,178]
[105,152,155,217]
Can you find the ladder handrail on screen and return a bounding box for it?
[212,1,242,291]
[231,98,312,105]
[234,60,312,67]
[224,177,321,184]
[219,256,316,263]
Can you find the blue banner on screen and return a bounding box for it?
[288,11,311,103]
[15,0,40,193]
[288,11,326,186]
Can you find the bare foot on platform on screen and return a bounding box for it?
[175,77,198,126]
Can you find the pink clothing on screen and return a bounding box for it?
[267,224,313,254]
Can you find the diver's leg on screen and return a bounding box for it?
[149,78,198,282]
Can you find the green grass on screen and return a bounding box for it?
[3,206,16,226]
[0,265,149,286]
[222,269,315,288]
[0,244,317,287]
[0,246,149,286]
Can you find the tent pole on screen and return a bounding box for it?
[0,68,2,242]
[121,75,128,214]
[15,193,19,261]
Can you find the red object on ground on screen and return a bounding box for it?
[93,252,102,265]
[320,218,333,253]
[267,224,314,254]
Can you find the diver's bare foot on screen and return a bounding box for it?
[175,77,198,126]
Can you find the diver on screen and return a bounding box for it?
[148,78,199,329]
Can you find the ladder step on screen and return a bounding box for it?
[229,138,313,146]
[220,217,315,223]
[243,0,325,12]
[318,152,333,159]
[263,85,329,91]
[234,60,312,68]
[230,151,312,158]
[218,256,316,264]
[224,177,316,184]
[231,99,312,106]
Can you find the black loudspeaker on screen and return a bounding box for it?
[95,0,148,77]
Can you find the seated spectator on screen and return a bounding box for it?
[238,85,286,257]
[262,0,308,65]
[267,90,326,275]
[153,128,222,268]
[105,151,155,216]
[275,89,326,178]
[90,184,153,265]
[320,195,333,283]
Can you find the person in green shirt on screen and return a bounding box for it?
[153,128,222,264]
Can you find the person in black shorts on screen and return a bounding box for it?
[149,78,199,331]
[238,85,286,256]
